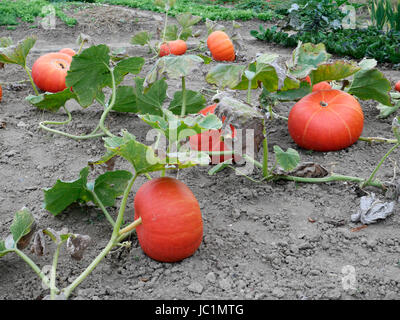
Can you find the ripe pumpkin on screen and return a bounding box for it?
[59,48,76,57]
[395,80,400,92]
[288,89,364,151]
[159,40,187,57]
[32,52,72,93]
[0,84,2,103]
[134,177,203,263]
[207,31,235,62]
[189,104,237,164]
[312,81,332,92]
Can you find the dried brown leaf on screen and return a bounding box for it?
[66,234,91,261]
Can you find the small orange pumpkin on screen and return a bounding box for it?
[159,39,187,57]
[32,52,72,93]
[59,48,76,57]
[312,81,332,92]
[395,80,400,92]
[207,31,235,61]
[189,104,238,164]
[288,89,364,151]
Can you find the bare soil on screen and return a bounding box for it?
[1,4,400,301]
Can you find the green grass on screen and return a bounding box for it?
[95,0,282,21]
[0,0,78,27]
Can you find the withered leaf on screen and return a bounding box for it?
[66,234,91,261]
[274,162,329,178]
[31,230,46,256]
[212,93,265,155]
[290,162,329,178]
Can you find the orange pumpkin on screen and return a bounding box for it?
[159,40,187,57]
[395,80,400,92]
[32,52,72,93]
[134,177,203,263]
[59,48,76,57]
[288,89,364,151]
[189,104,237,164]
[207,31,235,61]
[312,81,332,92]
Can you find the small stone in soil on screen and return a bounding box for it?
[187,282,204,294]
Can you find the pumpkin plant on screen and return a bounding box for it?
[130,0,202,57]
[204,41,398,188]
[0,114,221,299]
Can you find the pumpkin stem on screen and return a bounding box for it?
[119,217,143,235]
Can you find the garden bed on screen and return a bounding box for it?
[1,4,400,300]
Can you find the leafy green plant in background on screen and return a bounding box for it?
[369,0,400,32]
[251,25,400,64]
[0,0,77,27]
[95,0,281,21]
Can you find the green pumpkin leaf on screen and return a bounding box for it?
[134,77,167,116]
[206,64,247,89]
[169,90,206,115]
[44,167,92,216]
[358,58,377,70]
[0,36,36,68]
[92,171,133,207]
[113,57,145,85]
[310,61,360,84]
[10,208,35,246]
[145,55,204,86]
[176,12,202,28]
[274,146,300,172]
[65,44,111,107]
[130,31,152,46]
[348,69,392,106]
[44,167,133,216]
[140,109,221,143]
[164,24,179,41]
[287,42,331,79]
[26,89,77,112]
[112,86,138,113]
[376,100,400,119]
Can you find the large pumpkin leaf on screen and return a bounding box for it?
[0,36,36,68]
[145,55,204,86]
[169,90,206,115]
[44,167,133,216]
[26,89,77,112]
[287,42,331,79]
[134,77,167,116]
[310,61,360,84]
[65,44,111,107]
[206,64,247,89]
[111,86,138,113]
[140,109,222,144]
[348,69,392,106]
[113,57,145,85]
[130,31,153,46]
[102,130,209,173]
